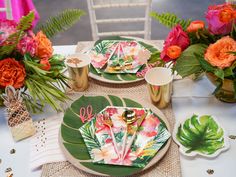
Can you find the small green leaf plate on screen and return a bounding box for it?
[173,114,230,158]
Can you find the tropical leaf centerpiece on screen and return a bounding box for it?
[0,9,85,112]
[174,114,229,157]
[151,3,236,102]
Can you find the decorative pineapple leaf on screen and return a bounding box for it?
[150,12,191,30]
[176,115,225,155]
[38,9,85,38]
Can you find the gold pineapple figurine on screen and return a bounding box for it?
[2,86,36,141]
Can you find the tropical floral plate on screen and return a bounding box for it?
[59,95,171,176]
[173,114,230,158]
[88,36,161,84]
[79,106,170,167]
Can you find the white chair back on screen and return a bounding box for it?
[0,0,13,20]
[87,0,152,40]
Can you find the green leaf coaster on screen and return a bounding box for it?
[173,114,230,157]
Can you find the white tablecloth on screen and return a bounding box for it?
[0,45,235,177]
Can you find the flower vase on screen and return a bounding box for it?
[206,72,236,103]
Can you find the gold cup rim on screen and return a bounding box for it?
[145,67,173,86]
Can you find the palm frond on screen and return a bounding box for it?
[17,11,35,31]
[150,12,191,30]
[38,9,85,38]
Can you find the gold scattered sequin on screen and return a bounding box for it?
[207,169,214,175]
[10,149,15,154]
[229,135,236,140]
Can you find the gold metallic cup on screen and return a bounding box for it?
[145,67,173,109]
[65,54,91,92]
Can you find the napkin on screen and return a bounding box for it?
[79,106,170,168]
[90,40,144,74]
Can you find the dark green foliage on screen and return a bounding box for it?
[38,9,85,38]
[150,12,191,30]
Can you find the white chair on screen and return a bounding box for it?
[87,0,152,40]
[0,0,13,20]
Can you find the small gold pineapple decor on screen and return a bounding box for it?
[2,86,36,141]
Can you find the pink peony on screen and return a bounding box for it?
[161,24,190,62]
[17,31,37,56]
[205,3,235,35]
[0,19,17,45]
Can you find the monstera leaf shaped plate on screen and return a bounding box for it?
[88,36,161,84]
[173,114,230,158]
[59,95,171,176]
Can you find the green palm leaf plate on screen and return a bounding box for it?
[59,95,171,176]
[173,114,230,158]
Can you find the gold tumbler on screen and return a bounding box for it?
[145,67,173,109]
[65,54,91,92]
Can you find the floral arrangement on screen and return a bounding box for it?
[151,3,236,101]
[0,9,85,112]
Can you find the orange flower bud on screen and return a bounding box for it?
[219,7,236,23]
[40,59,51,71]
[186,20,205,33]
[166,45,182,59]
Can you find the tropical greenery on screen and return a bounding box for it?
[0,9,85,112]
[151,3,236,98]
[176,114,225,155]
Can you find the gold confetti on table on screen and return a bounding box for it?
[5,167,13,177]
[229,135,236,140]
[10,149,16,154]
[207,169,214,175]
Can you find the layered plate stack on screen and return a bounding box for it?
[60,95,171,176]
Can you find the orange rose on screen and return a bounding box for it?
[166,45,182,59]
[0,58,26,88]
[35,31,53,60]
[219,5,236,23]
[205,36,236,69]
[186,20,205,33]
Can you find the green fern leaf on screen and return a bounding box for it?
[17,11,35,31]
[0,31,24,56]
[38,9,85,38]
[150,12,191,30]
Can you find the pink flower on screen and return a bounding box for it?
[161,24,190,62]
[17,31,37,56]
[0,19,17,45]
[140,114,160,137]
[105,107,118,116]
[95,114,109,133]
[205,3,235,35]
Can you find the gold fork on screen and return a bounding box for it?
[102,112,121,160]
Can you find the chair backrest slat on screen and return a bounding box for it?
[87,0,152,40]
[0,0,13,20]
